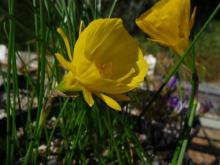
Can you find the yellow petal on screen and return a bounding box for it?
[82,79,133,94]
[179,0,190,38]
[172,38,189,55]
[55,53,73,71]
[127,49,148,87]
[57,27,72,61]
[82,87,94,107]
[95,92,121,111]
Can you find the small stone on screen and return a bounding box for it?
[139,134,147,142]
[38,145,47,154]
[17,127,24,138]
[102,149,109,157]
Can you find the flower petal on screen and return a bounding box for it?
[57,27,72,61]
[82,87,94,107]
[55,53,73,71]
[127,49,148,87]
[95,92,121,111]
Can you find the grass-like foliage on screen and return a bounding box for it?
[1,0,220,164]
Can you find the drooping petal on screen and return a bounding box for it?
[82,87,94,107]
[57,27,72,61]
[95,92,121,111]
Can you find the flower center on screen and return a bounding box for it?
[96,62,112,78]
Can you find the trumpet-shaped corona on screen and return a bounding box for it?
[136,0,196,55]
[55,18,148,111]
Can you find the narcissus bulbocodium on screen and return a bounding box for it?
[55,18,148,111]
[136,0,196,55]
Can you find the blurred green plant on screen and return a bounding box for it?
[1,0,220,164]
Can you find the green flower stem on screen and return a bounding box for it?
[11,9,21,165]
[171,45,198,164]
[114,110,151,164]
[45,99,69,158]
[6,0,16,164]
[33,0,40,95]
[22,105,47,165]
[108,0,118,18]
[23,0,46,164]
[171,99,197,165]
[94,0,97,18]
[139,2,220,117]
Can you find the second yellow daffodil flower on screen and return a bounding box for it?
[136,0,196,55]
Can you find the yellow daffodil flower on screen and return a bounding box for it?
[55,18,148,111]
[136,0,196,55]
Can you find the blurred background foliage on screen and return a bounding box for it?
[1,0,220,44]
[0,0,220,82]
[0,0,220,164]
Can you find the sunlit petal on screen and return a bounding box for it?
[55,53,73,71]
[127,49,148,86]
